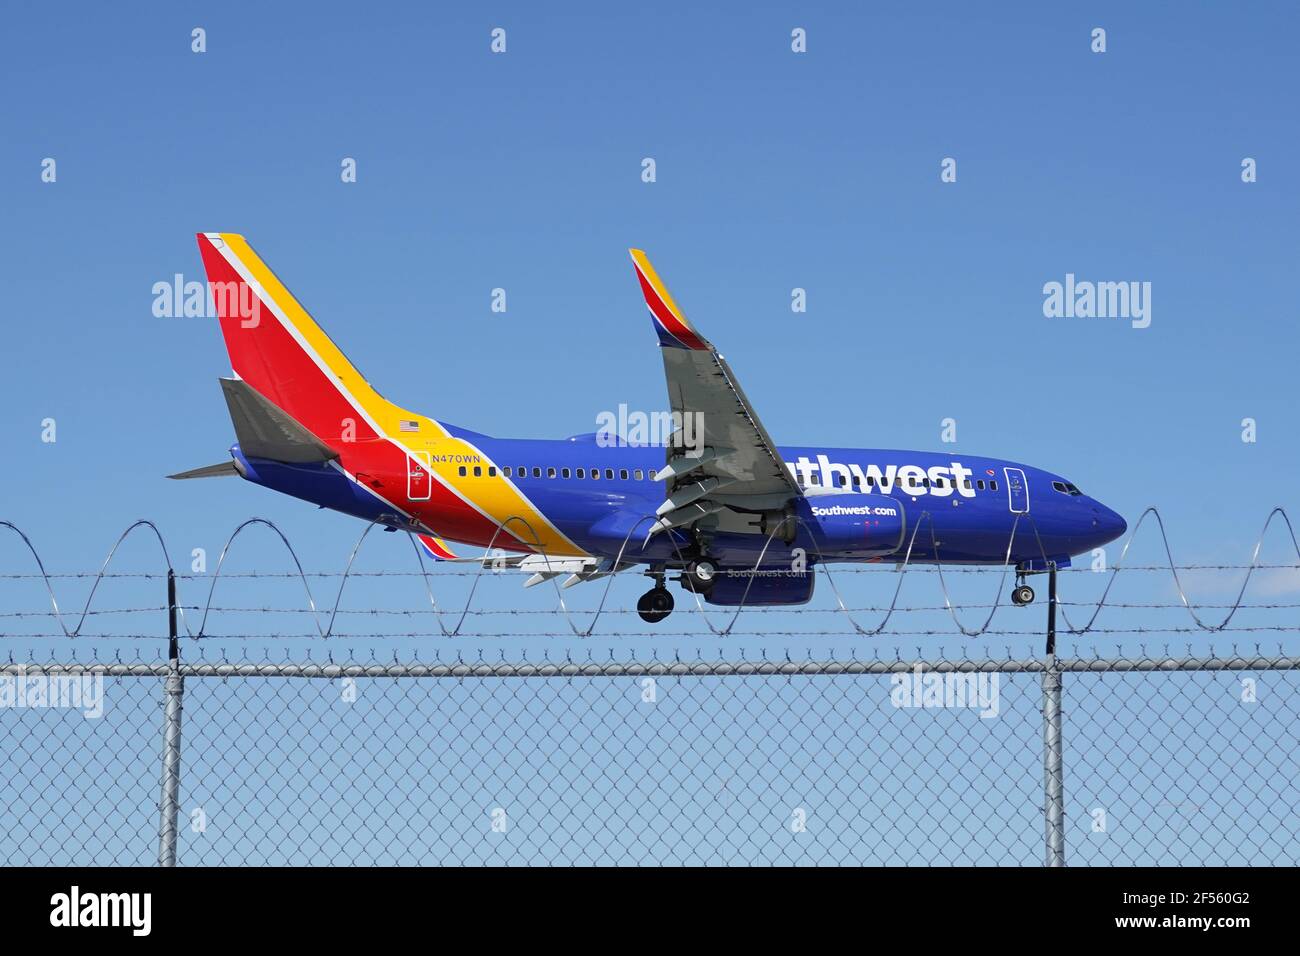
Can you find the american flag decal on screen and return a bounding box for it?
[399,420,419,432]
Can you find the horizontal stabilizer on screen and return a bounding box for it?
[167,461,239,480]
[220,378,337,464]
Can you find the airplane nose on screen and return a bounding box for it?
[1091,503,1127,542]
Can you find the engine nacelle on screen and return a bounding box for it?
[795,493,906,558]
[703,569,816,606]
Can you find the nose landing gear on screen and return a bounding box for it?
[1012,578,1036,606]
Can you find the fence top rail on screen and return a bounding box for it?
[2,655,1298,679]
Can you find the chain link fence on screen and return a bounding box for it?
[1,649,1296,866]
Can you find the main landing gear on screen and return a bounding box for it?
[636,585,674,624]
[637,558,716,624]
[683,559,717,594]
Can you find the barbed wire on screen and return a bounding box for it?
[8,599,1300,620]
[4,509,1300,641]
[3,640,1295,666]
[7,627,1300,644]
[3,562,1297,579]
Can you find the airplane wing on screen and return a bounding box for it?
[629,250,800,534]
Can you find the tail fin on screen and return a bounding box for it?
[196,233,440,449]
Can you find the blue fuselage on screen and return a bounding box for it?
[472,437,1126,569]
[235,430,1128,572]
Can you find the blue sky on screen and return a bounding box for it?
[2,0,1298,867]
[2,0,1298,645]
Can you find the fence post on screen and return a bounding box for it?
[157,568,184,867]
[1041,564,1066,866]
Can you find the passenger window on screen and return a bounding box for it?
[605,469,614,480]
[532,467,541,478]
[473,466,482,477]
[562,468,571,479]
[976,479,985,490]
[867,476,875,487]
[503,466,512,477]
[547,467,556,478]
[634,469,644,480]
[592,469,600,480]
[577,468,585,478]
[458,466,466,477]
[620,469,629,480]
[488,466,497,477]
[990,480,998,491]
[963,479,972,489]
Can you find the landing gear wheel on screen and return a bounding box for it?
[1012,585,1035,606]
[685,559,717,594]
[637,587,675,624]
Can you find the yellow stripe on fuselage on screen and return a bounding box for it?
[421,446,589,557]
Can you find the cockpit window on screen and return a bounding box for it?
[1053,480,1083,496]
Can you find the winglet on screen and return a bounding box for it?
[629,249,710,351]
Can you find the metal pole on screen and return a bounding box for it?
[1046,564,1057,656]
[1042,564,1065,866]
[157,569,184,867]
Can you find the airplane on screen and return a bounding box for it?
[172,233,1128,623]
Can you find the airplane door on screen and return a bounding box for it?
[1003,467,1028,513]
[408,451,431,501]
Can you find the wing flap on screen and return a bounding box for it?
[438,550,633,589]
